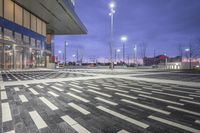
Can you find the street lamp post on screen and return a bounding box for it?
[58,50,62,63]
[121,36,127,66]
[109,1,115,70]
[64,41,68,66]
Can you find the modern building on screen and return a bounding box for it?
[0,0,86,69]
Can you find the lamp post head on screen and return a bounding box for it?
[185,48,190,52]
[109,1,115,10]
[117,49,121,52]
[121,36,128,42]
[72,54,76,57]
[58,50,62,54]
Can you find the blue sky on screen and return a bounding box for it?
[54,0,200,61]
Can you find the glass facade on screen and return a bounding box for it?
[0,0,48,70]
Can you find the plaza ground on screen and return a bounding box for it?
[0,68,200,133]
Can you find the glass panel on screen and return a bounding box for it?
[14,4,23,25]
[14,46,23,69]
[4,0,14,21]
[23,35,29,45]
[36,40,41,48]
[0,43,3,69]
[0,27,2,39]
[15,32,22,42]
[23,10,30,29]
[31,38,35,48]
[4,44,13,69]
[4,28,13,41]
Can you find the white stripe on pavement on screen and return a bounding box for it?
[87,86,101,90]
[189,95,200,98]
[1,91,8,100]
[95,97,118,106]
[39,97,58,110]
[14,87,20,92]
[43,83,49,86]
[97,106,149,129]
[5,130,15,133]
[148,115,200,133]
[55,83,63,87]
[69,84,83,89]
[48,91,59,97]
[131,90,152,95]
[37,85,44,89]
[68,102,90,115]
[19,95,28,103]
[29,111,48,129]
[24,84,29,87]
[104,87,129,93]
[152,91,193,99]
[195,120,200,124]
[51,86,64,92]
[139,94,184,106]
[121,99,170,115]
[117,129,130,133]
[61,115,91,133]
[167,106,200,116]
[87,89,112,97]
[115,93,138,99]
[180,99,200,105]
[2,102,12,122]
[118,85,141,90]
[66,92,90,103]
[70,88,83,93]
[29,88,39,95]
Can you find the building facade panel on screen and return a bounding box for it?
[0,0,2,17]
[4,0,14,21]
[31,14,37,32]
[14,4,23,25]
[23,10,30,29]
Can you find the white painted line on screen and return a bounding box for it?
[19,95,28,103]
[117,85,141,90]
[55,83,63,87]
[131,90,152,95]
[39,97,58,110]
[167,106,200,116]
[148,115,200,133]
[1,91,8,100]
[29,88,39,95]
[68,102,90,115]
[142,87,162,91]
[121,99,170,115]
[97,106,149,129]
[104,87,129,93]
[88,89,112,97]
[195,120,200,124]
[2,102,12,122]
[117,129,130,133]
[189,95,200,98]
[43,83,49,86]
[152,91,193,99]
[37,85,44,89]
[29,111,48,129]
[162,88,198,95]
[0,85,5,90]
[66,92,90,103]
[5,130,15,133]
[139,94,184,106]
[103,84,116,88]
[87,86,101,90]
[69,84,83,89]
[61,115,91,133]
[24,84,29,87]
[115,93,138,99]
[51,86,64,92]
[95,97,118,106]
[84,83,98,87]
[14,87,20,92]
[180,99,200,105]
[48,91,59,97]
[70,88,83,93]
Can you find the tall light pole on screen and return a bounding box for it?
[109,1,115,69]
[58,50,62,63]
[185,48,191,69]
[121,36,127,65]
[64,41,68,66]
[134,45,137,66]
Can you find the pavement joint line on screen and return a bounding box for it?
[61,115,91,133]
[148,115,200,133]
[121,99,171,115]
[97,106,149,129]
[167,105,200,116]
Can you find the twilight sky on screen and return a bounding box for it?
[54,0,200,60]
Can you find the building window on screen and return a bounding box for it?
[36,18,42,34]
[4,0,14,21]
[14,32,22,42]
[23,35,29,45]
[0,27,2,39]
[14,4,23,25]
[31,14,37,32]
[0,0,3,17]
[23,10,30,29]
[31,38,36,48]
[4,28,13,41]
[36,40,41,48]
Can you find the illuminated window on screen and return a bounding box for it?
[15,32,22,42]
[0,0,2,17]
[14,4,23,25]
[4,28,13,41]
[31,38,36,47]
[23,35,29,44]
[4,0,14,21]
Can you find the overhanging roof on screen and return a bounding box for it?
[13,0,87,35]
